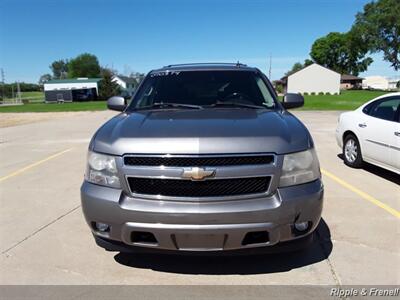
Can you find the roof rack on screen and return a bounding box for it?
[163,62,248,68]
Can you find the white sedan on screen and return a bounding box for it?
[336,92,400,174]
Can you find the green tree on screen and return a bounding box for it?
[38,74,52,90]
[310,32,372,75]
[68,53,101,78]
[50,59,68,79]
[352,0,400,71]
[304,59,314,67]
[284,59,314,77]
[99,68,121,99]
[273,80,284,93]
[285,62,304,76]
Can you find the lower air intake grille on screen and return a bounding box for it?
[127,177,271,197]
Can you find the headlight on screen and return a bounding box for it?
[85,151,121,188]
[279,148,320,187]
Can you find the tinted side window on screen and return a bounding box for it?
[362,101,376,115]
[369,98,400,121]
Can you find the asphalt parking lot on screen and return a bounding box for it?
[0,110,399,285]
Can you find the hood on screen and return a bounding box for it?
[92,108,312,155]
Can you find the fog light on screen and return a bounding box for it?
[95,222,110,232]
[294,221,309,232]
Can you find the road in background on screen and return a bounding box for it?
[0,111,398,285]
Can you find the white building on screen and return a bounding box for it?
[282,63,340,94]
[44,78,101,102]
[112,75,137,96]
[362,76,400,91]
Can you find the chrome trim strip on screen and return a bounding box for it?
[366,139,389,148]
[123,153,276,165]
[366,139,400,151]
[123,165,274,179]
[125,173,271,180]
[123,153,276,157]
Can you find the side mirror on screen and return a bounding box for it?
[107,96,126,111]
[281,93,304,109]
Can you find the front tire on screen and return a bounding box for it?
[343,134,363,168]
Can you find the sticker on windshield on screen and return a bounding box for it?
[150,70,181,77]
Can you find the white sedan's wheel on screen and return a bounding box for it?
[344,139,358,163]
[343,134,363,168]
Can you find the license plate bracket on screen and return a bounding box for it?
[173,233,226,251]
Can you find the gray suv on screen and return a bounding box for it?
[81,63,323,254]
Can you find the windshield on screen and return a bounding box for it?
[128,70,276,111]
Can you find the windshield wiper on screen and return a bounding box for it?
[209,101,268,109]
[135,102,203,111]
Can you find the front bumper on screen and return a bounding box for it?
[81,179,323,252]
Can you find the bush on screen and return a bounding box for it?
[303,92,309,96]
[318,92,324,95]
[310,92,316,95]
[275,84,283,94]
[325,92,331,95]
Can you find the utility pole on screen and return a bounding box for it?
[16,81,22,103]
[0,68,4,102]
[268,54,272,79]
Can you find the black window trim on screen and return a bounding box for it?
[362,95,400,123]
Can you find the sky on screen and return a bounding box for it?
[0,0,398,83]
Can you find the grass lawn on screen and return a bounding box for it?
[21,91,45,103]
[299,90,388,110]
[0,90,394,113]
[3,91,45,103]
[0,101,107,113]
[20,91,44,100]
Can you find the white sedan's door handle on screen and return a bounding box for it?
[395,132,400,137]
[358,123,367,128]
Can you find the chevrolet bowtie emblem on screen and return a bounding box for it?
[182,167,216,181]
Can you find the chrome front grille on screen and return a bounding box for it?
[121,154,277,200]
